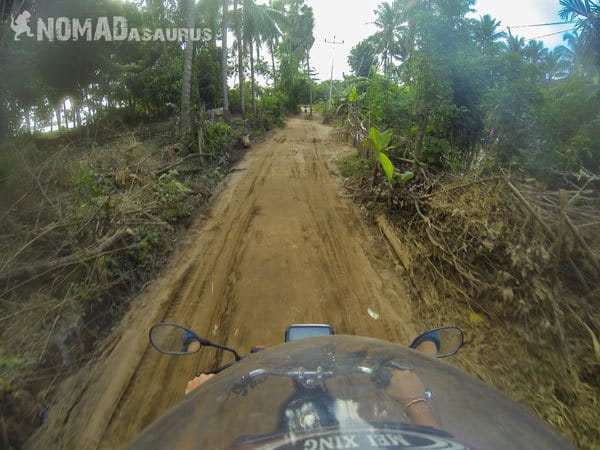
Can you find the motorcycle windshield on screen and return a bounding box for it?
[129,336,573,450]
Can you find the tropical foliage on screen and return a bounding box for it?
[343,0,600,177]
[0,0,317,142]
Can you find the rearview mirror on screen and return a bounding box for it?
[409,327,464,358]
[149,323,207,355]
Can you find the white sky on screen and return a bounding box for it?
[306,0,570,80]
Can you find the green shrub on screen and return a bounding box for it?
[0,151,14,181]
[228,82,254,115]
[204,122,235,156]
[128,227,169,269]
[259,90,287,127]
[559,118,600,173]
[154,170,192,222]
[337,153,374,179]
[0,354,27,393]
[313,100,328,115]
[421,136,462,170]
[72,165,112,199]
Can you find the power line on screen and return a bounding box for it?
[501,21,577,41]
[533,28,576,39]
[508,21,575,29]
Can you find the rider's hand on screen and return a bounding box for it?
[415,340,438,357]
[388,370,441,429]
[187,340,201,353]
[185,374,215,395]
[387,370,426,403]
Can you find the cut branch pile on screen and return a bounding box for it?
[0,117,258,445]
[369,171,600,448]
[337,111,600,448]
[0,124,225,443]
[395,174,599,318]
[0,229,136,285]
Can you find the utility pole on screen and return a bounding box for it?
[325,35,344,112]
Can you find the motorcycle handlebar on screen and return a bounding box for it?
[243,362,409,380]
[234,364,393,387]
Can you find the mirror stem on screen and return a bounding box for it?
[213,343,242,361]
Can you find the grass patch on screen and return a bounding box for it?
[336,153,374,179]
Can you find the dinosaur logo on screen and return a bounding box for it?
[8,11,212,43]
[10,11,35,41]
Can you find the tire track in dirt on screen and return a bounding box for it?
[27,118,417,450]
[99,152,276,446]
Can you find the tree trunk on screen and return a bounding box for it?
[383,54,388,77]
[250,39,257,114]
[72,95,81,127]
[415,112,428,154]
[234,0,245,117]
[63,101,69,130]
[181,0,196,133]
[269,40,277,87]
[221,0,230,121]
[212,15,218,48]
[95,90,103,121]
[56,108,62,129]
[26,109,31,134]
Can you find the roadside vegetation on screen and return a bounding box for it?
[0,116,264,446]
[0,0,316,446]
[333,0,600,448]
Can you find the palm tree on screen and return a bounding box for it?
[198,0,220,48]
[267,35,280,87]
[371,1,405,76]
[556,30,586,74]
[242,0,283,113]
[296,9,315,115]
[233,0,245,116]
[221,0,230,120]
[433,0,474,19]
[266,0,284,87]
[473,14,507,52]
[542,50,571,80]
[559,0,600,68]
[181,0,196,133]
[524,39,547,65]
[503,30,526,55]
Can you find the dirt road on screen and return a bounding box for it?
[27,117,416,449]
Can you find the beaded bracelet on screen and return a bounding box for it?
[404,397,427,408]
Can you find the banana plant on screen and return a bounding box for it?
[364,126,414,208]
